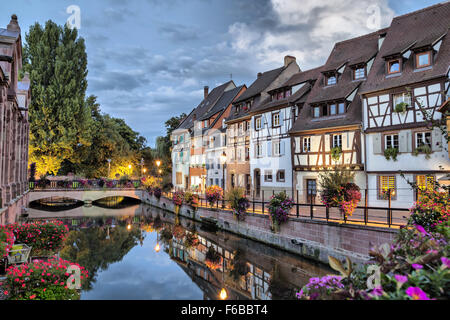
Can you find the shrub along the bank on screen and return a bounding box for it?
[0,226,14,259]
[8,221,69,256]
[1,257,89,300]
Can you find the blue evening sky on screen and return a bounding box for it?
[1,0,442,146]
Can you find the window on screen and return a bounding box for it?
[272,112,280,127]
[393,93,411,107]
[332,134,342,149]
[415,132,432,149]
[354,67,366,80]
[416,51,431,69]
[264,170,273,182]
[385,134,399,150]
[338,102,346,114]
[277,91,284,100]
[303,137,311,153]
[285,90,291,98]
[313,107,320,118]
[204,120,208,128]
[255,117,262,130]
[326,75,337,86]
[273,141,281,156]
[238,149,242,160]
[246,121,250,131]
[176,172,183,185]
[416,175,435,192]
[378,176,396,200]
[329,104,337,115]
[245,147,250,161]
[256,143,263,157]
[322,105,328,117]
[239,122,244,134]
[246,101,252,110]
[276,170,285,182]
[388,59,401,74]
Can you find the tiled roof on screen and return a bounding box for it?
[199,85,245,121]
[0,28,20,39]
[279,66,323,88]
[177,81,235,130]
[360,2,450,95]
[234,66,285,103]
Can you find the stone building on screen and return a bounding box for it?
[0,15,30,224]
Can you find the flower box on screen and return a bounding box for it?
[7,244,32,265]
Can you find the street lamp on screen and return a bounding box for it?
[156,160,162,178]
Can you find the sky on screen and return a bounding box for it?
[1,0,443,147]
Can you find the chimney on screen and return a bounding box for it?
[257,72,262,78]
[7,14,20,33]
[284,55,296,67]
[204,86,209,99]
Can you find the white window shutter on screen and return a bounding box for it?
[267,141,272,157]
[399,131,408,153]
[280,111,284,125]
[432,127,443,151]
[373,133,382,154]
[281,140,285,155]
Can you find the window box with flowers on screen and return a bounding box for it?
[172,191,184,214]
[226,188,250,221]
[384,147,399,161]
[331,146,342,162]
[205,185,223,208]
[394,102,408,114]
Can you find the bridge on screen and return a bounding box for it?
[28,188,145,203]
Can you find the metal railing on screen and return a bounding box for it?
[29,179,143,191]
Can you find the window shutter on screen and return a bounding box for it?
[398,131,407,153]
[279,111,284,126]
[262,116,267,129]
[281,140,285,155]
[432,128,443,151]
[373,133,382,154]
[267,141,272,157]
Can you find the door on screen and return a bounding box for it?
[306,179,317,203]
[254,169,261,197]
[245,174,251,195]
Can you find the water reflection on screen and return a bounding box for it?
[27,204,331,300]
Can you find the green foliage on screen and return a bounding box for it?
[330,147,342,162]
[11,285,80,300]
[394,102,408,113]
[412,145,432,159]
[384,147,399,161]
[319,169,355,194]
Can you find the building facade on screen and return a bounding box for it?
[0,15,30,224]
[360,3,450,208]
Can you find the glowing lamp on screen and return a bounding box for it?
[219,288,228,300]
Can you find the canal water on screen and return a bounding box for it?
[25,201,331,300]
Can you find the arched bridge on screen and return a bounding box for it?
[29,189,145,203]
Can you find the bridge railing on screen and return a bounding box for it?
[29,179,144,190]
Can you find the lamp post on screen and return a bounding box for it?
[156,160,162,178]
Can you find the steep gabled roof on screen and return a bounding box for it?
[234,66,285,103]
[176,80,236,130]
[360,2,450,95]
[199,85,245,122]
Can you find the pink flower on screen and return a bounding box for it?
[441,257,450,268]
[394,274,408,284]
[412,264,423,270]
[405,287,430,300]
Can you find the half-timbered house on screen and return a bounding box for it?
[290,29,387,203]
[360,2,450,208]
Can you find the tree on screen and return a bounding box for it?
[24,21,92,175]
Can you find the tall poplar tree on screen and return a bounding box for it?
[23,21,92,175]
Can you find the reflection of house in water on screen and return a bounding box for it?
[169,233,272,300]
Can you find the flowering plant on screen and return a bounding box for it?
[205,185,223,207]
[267,192,294,228]
[172,224,185,240]
[153,187,162,199]
[320,182,361,218]
[1,257,89,300]
[184,232,199,249]
[0,226,15,259]
[226,188,250,221]
[410,189,449,232]
[296,275,345,300]
[172,191,184,206]
[184,191,199,207]
[8,221,69,256]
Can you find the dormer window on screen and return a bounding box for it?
[387,59,401,74]
[353,66,366,80]
[285,90,291,98]
[326,75,337,86]
[416,51,432,69]
[277,91,284,100]
[312,101,346,118]
[246,101,252,110]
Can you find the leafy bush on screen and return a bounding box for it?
[8,221,69,256]
[184,192,199,207]
[394,102,408,113]
[410,190,449,232]
[226,188,250,220]
[1,257,88,300]
[384,147,399,161]
[331,147,342,162]
[205,185,223,207]
[0,226,15,259]
[267,192,294,227]
[184,232,199,249]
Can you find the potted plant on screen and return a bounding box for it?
[394,102,408,113]
[205,185,223,208]
[319,169,361,218]
[172,191,184,214]
[226,188,250,221]
[384,147,399,161]
[267,192,294,233]
[412,145,432,159]
[153,187,162,200]
[184,191,199,209]
[331,146,342,162]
